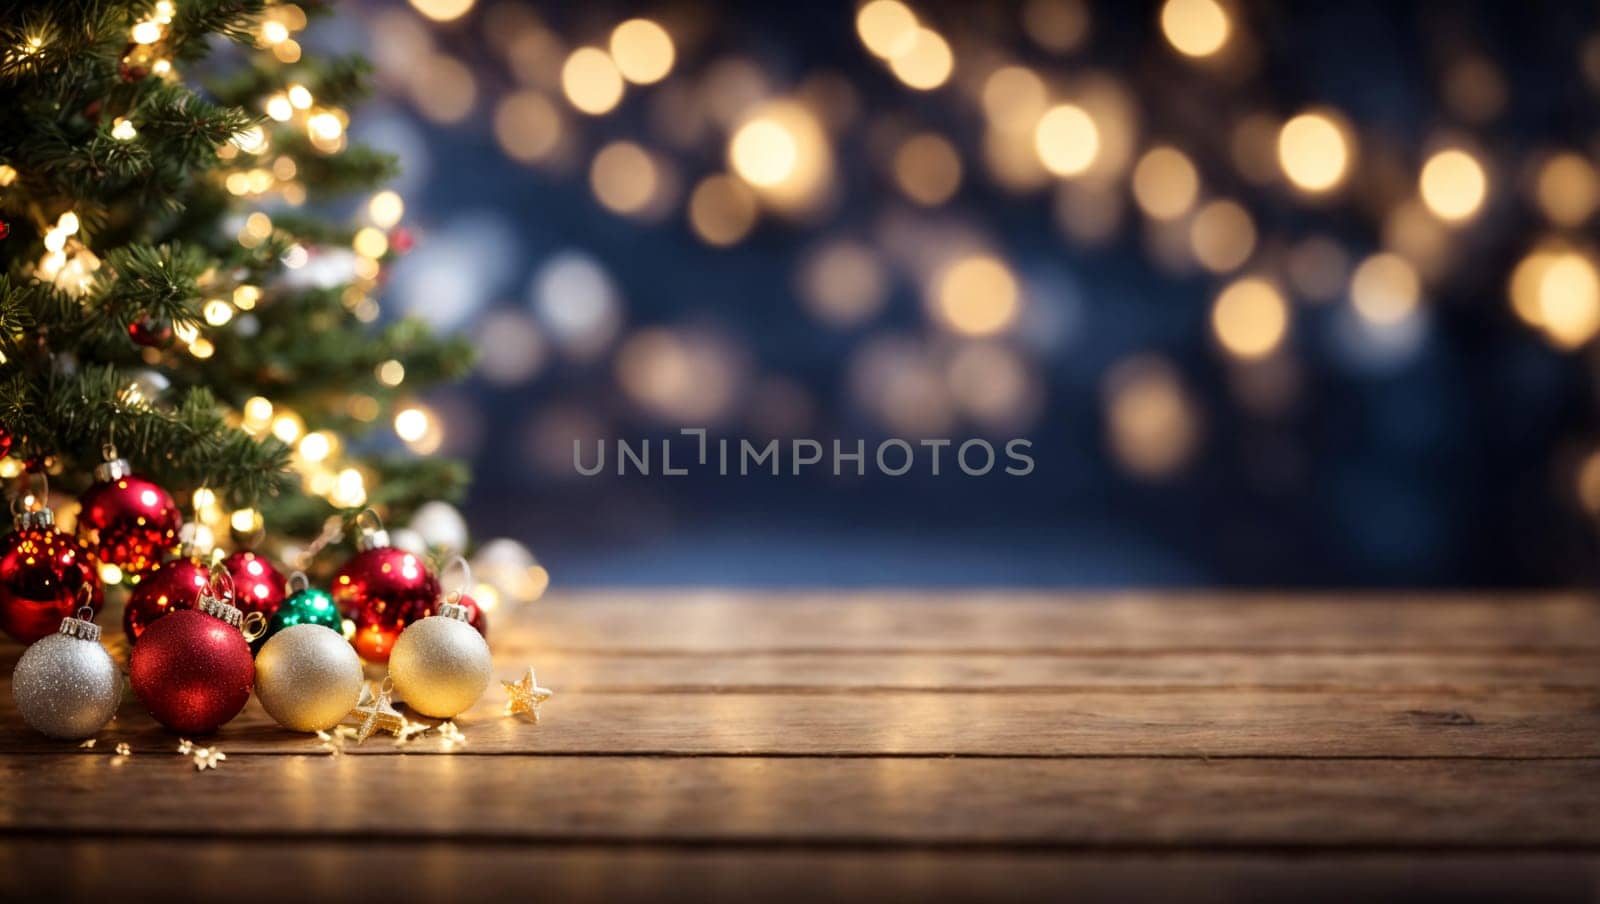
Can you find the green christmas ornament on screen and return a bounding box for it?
[257,572,344,651]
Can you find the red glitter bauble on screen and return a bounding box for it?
[128,316,173,348]
[0,424,11,458]
[221,550,286,618]
[130,609,254,734]
[0,220,9,240]
[76,463,182,578]
[456,592,488,640]
[0,514,102,644]
[123,556,209,643]
[333,546,439,662]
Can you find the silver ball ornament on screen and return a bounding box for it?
[255,624,364,732]
[388,601,491,719]
[13,614,121,740]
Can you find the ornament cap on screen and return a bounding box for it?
[437,599,472,623]
[58,604,101,643]
[93,457,132,482]
[14,508,53,529]
[198,567,244,628]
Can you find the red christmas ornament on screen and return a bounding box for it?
[0,220,9,240]
[130,581,256,734]
[389,227,415,254]
[123,555,209,643]
[0,507,102,644]
[456,592,488,639]
[128,316,173,348]
[0,424,11,459]
[333,514,439,662]
[76,449,182,578]
[222,550,285,618]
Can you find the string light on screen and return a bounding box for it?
[856,1,919,59]
[887,28,953,90]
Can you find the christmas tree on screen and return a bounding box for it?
[0,2,471,633]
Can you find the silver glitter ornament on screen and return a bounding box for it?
[389,598,492,719]
[255,623,363,732]
[13,608,121,739]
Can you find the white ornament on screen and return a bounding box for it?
[408,501,468,552]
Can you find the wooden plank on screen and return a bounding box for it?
[12,647,1600,695]
[508,591,1600,653]
[2,686,1597,757]
[6,840,1596,903]
[439,650,1600,692]
[5,756,1600,847]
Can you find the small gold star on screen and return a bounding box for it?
[114,743,131,757]
[348,682,405,743]
[78,739,96,749]
[393,717,431,746]
[316,729,347,756]
[192,746,225,771]
[437,721,466,750]
[502,667,553,722]
[177,739,194,755]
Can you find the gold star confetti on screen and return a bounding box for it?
[437,721,466,750]
[393,716,432,746]
[78,739,96,749]
[192,745,225,771]
[348,681,405,743]
[115,743,131,756]
[177,739,195,755]
[502,667,553,722]
[316,729,346,756]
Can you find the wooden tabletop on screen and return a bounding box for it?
[5,591,1600,901]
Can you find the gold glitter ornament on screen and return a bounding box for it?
[254,623,364,732]
[388,597,491,719]
[11,603,121,740]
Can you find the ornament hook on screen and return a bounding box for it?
[76,585,96,623]
[287,570,309,593]
[241,611,268,643]
[440,555,472,600]
[101,442,118,462]
[208,562,236,603]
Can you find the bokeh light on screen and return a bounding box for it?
[1132,146,1200,220]
[493,91,562,163]
[609,19,675,85]
[893,133,962,205]
[933,255,1022,336]
[1034,104,1099,177]
[1104,355,1201,479]
[798,240,889,327]
[1537,252,1600,349]
[1278,111,1351,193]
[1189,200,1255,273]
[1350,252,1421,326]
[1160,0,1230,58]
[1535,153,1598,227]
[688,174,759,246]
[1211,277,1289,359]
[561,47,624,115]
[888,28,954,91]
[408,0,474,23]
[856,1,918,59]
[1419,148,1487,222]
[590,141,659,215]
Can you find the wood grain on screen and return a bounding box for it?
[508,591,1600,653]
[4,591,1599,899]
[6,841,1596,904]
[6,756,1600,847]
[3,686,1598,757]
